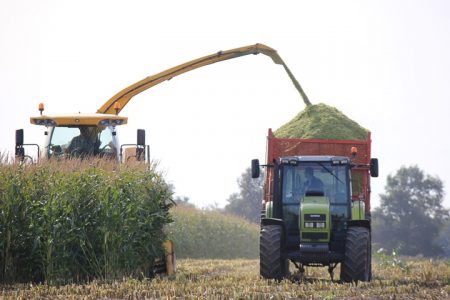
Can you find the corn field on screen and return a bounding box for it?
[0,158,172,284]
[167,205,259,259]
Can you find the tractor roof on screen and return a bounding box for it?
[280,156,350,164]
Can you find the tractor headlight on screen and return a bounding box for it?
[316,222,326,229]
[304,222,314,228]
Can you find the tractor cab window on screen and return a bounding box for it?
[281,161,350,240]
[281,162,349,205]
[48,126,114,158]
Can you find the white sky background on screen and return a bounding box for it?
[1,0,449,209]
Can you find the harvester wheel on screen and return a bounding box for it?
[260,224,289,280]
[340,226,371,282]
[149,255,167,278]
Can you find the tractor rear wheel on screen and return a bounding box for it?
[260,224,289,280]
[340,226,371,282]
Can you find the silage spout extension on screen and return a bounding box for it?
[256,44,311,106]
[97,43,311,115]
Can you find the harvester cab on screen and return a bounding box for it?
[15,106,149,164]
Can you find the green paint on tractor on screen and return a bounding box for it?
[300,196,330,243]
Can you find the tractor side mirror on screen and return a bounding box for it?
[136,129,146,161]
[251,159,260,178]
[15,129,25,159]
[370,158,379,177]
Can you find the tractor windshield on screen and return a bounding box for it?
[47,126,115,158]
[281,162,350,242]
[281,162,349,205]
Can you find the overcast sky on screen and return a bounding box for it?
[1,0,449,208]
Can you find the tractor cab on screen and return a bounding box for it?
[274,156,352,258]
[253,152,378,281]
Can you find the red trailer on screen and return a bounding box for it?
[263,128,374,215]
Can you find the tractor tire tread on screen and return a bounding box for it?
[340,226,371,283]
[260,225,288,280]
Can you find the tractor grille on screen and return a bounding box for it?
[304,214,326,221]
[302,232,328,240]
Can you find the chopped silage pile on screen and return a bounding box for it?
[274,103,368,140]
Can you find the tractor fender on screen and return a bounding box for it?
[348,219,371,230]
[261,218,286,244]
[261,218,284,227]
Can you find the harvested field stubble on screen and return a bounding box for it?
[0,257,448,299]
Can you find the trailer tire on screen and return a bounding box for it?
[260,224,289,280]
[340,226,371,283]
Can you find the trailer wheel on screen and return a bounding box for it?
[340,226,371,282]
[260,224,289,280]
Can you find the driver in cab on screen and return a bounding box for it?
[303,167,324,195]
[66,126,100,156]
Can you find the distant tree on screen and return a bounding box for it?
[372,165,449,257]
[167,183,195,207]
[437,221,450,257]
[173,195,195,207]
[224,167,263,223]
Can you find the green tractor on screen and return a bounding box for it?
[252,132,378,282]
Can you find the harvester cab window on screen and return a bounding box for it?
[48,126,114,158]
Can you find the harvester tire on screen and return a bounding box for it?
[260,224,289,280]
[340,226,371,283]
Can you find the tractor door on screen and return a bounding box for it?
[279,165,302,249]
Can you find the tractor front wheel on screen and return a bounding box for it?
[260,224,289,280]
[340,226,371,283]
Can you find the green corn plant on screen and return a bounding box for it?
[0,157,173,284]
